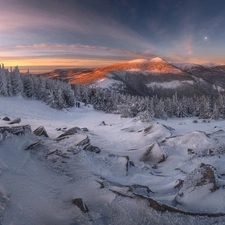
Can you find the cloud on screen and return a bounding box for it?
[0,43,157,72]
[0,43,156,58]
[0,0,153,50]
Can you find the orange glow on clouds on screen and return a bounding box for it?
[2,57,123,73]
[1,43,224,74]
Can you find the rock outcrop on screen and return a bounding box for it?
[0,125,32,142]
[72,198,89,213]
[2,117,10,121]
[140,143,166,164]
[33,126,49,137]
[8,118,21,124]
[55,127,81,141]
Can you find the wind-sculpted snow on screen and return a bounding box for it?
[161,131,216,156]
[0,184,9,223]
[143,123,173,141]
[1,97,225,224]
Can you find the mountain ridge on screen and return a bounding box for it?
[41,57,225,97]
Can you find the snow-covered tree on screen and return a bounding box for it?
[11,66,23,96]
[22,75,34,98]
[0,69,8,96]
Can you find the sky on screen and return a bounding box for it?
[1,0,225,73]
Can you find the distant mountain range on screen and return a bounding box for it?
[42,57,225,97]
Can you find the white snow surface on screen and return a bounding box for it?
[148,80,194,89]
[127,57,166,64]
[201,62,219,68]
[149,57,165,63]
[127,59,149,64]
[0,97,225,224]
[90,78,123,89]
[173,63,200,70]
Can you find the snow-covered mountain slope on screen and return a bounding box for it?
[40,58,225,97]
[79,58,218,97]
[1,96,225,224]
[42,57,187,85]
[174,63,225,89]
[117,57,184,74]
[201,62,219,68]
[173,63,202,71]
[42,68,94,82]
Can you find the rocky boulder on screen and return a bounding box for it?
[2,117,10,121]
[0,125,32,142]
[140,143,166,164]
[84,145,101,154]
[175,163,221,213]
[8,118,21,125]
[179,163,219,193]
[143,124,173,143]
[55,127,81,141]
[33,126,49,137]
[72,198,89,213]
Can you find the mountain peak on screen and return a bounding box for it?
[150,57,165,63]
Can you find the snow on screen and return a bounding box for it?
[213,84,225,92]
[147,80,194,89]
[174,62,220,70]
[126,68,141,72]
[173,63,199,70]
[91,78,123,89]
[201,63,218,68]
[127,57,166,64]
[150,57,165,63]
[127,59,149,64]
[1,97,225,224]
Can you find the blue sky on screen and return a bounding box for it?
[1,0,225,72]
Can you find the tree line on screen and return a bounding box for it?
[0,64,224,121]
[73,84,223,121]
[0,64,75,109]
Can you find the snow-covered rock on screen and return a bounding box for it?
[175,163,223,213]
[1,97,225,223]
[161,131,216,156]
[55,126,81,141]
[0,125,32,142]
[143,123,173,142]
[2,117,10,122]
[8,118,21,124]
[140,143,165,164]
[33,126,49,137]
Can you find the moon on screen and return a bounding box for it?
[204,36,208,40]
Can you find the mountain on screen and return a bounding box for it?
[175,63,225,90]
[42,68,94,82]
[41,57,225,97]
[71,57,185,84]
[44,57,185,83]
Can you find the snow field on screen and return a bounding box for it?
[0,97,225,224]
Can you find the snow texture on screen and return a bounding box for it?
[149,57,165,63]
[0,97,225,224]
[148,80,194,89]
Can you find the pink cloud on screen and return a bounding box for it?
[0,43,156,59]
[0,1,153,50]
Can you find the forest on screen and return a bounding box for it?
[0,65,224,121]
